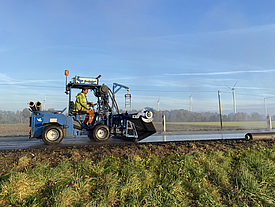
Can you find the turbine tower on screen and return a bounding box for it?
[43,97,46,111]
[189,93,193,112]
[226,81,238,114]
[157,97,160,111]
[264,96,267,117]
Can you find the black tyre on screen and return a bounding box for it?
[92,124,110,142]
[42,125,64,145]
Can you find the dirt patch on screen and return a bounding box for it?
[0,138,274,172]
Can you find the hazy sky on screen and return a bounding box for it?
[1,0,275,115]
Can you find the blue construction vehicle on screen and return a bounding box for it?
[28,70,156,145]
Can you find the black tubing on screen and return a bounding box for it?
[28,101,37,112]
[36,101,42,111]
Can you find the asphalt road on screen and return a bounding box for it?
[0,132,247,151]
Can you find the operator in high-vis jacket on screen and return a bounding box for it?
[75,87,95,125]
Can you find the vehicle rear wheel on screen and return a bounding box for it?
[92,124,110,142]
[42,125,64,145]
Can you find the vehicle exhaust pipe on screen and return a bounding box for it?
[245,132,275,141]
[36,101,42,111]
[28,101,37,112]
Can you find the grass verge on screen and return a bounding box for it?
[0,144,274,206]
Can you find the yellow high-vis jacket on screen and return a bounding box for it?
[75,92,90,111]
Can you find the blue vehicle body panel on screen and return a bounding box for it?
[65,116,74,138]
[30,109,76,139]
[31,114,44,138]
[29,110,89,139]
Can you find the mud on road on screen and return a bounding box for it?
[1,138,274,172]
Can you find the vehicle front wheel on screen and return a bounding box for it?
[42,125,64,145]
[92,124,110,142]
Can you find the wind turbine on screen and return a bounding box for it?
[157,97,160,111]
[264,96,267,117]
[189,93,193,112]
[43,97,46,111]
[226,81,238,114]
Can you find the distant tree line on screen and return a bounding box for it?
[0,108,272,124]
[0,108,54,124]
[0,109,31,124]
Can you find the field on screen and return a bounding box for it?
[0,139,274,206]
[153,121,269,132]
[0,121,270,137]
[0,122,274,206]
[0,124,29,137]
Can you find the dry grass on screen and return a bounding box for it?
[0,124,29,137]
[153,121,269,132]
[0,121,270,137]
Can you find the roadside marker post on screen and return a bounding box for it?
[218,90,223,130]
[267,115,272,131]
[162,114,166,132]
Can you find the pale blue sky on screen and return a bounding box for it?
[1,0,275,115]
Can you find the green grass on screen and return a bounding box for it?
[0,146,275,206]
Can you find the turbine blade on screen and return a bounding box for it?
[233,81,238,88]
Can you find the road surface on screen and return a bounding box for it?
[0,131,248,151]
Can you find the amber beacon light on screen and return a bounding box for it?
[65,70,69,76]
